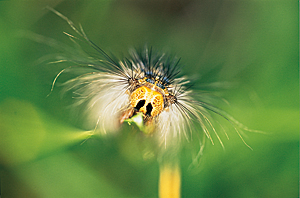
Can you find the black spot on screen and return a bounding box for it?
[146,78,155,84]
[146,103,153,116]
[157,83,165,89]
[135,100,145,110]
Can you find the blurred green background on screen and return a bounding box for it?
[0,0,298,197]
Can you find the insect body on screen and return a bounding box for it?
[118,52,182,135]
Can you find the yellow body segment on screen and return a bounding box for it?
[130,86,164,117]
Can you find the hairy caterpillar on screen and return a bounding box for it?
[45,7,260,159]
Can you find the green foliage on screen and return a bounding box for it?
[0,1,298,197]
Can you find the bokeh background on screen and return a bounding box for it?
[0,0,298,197]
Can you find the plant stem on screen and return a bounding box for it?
[159,162,181,198]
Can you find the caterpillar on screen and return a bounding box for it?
[46,7,258,157]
